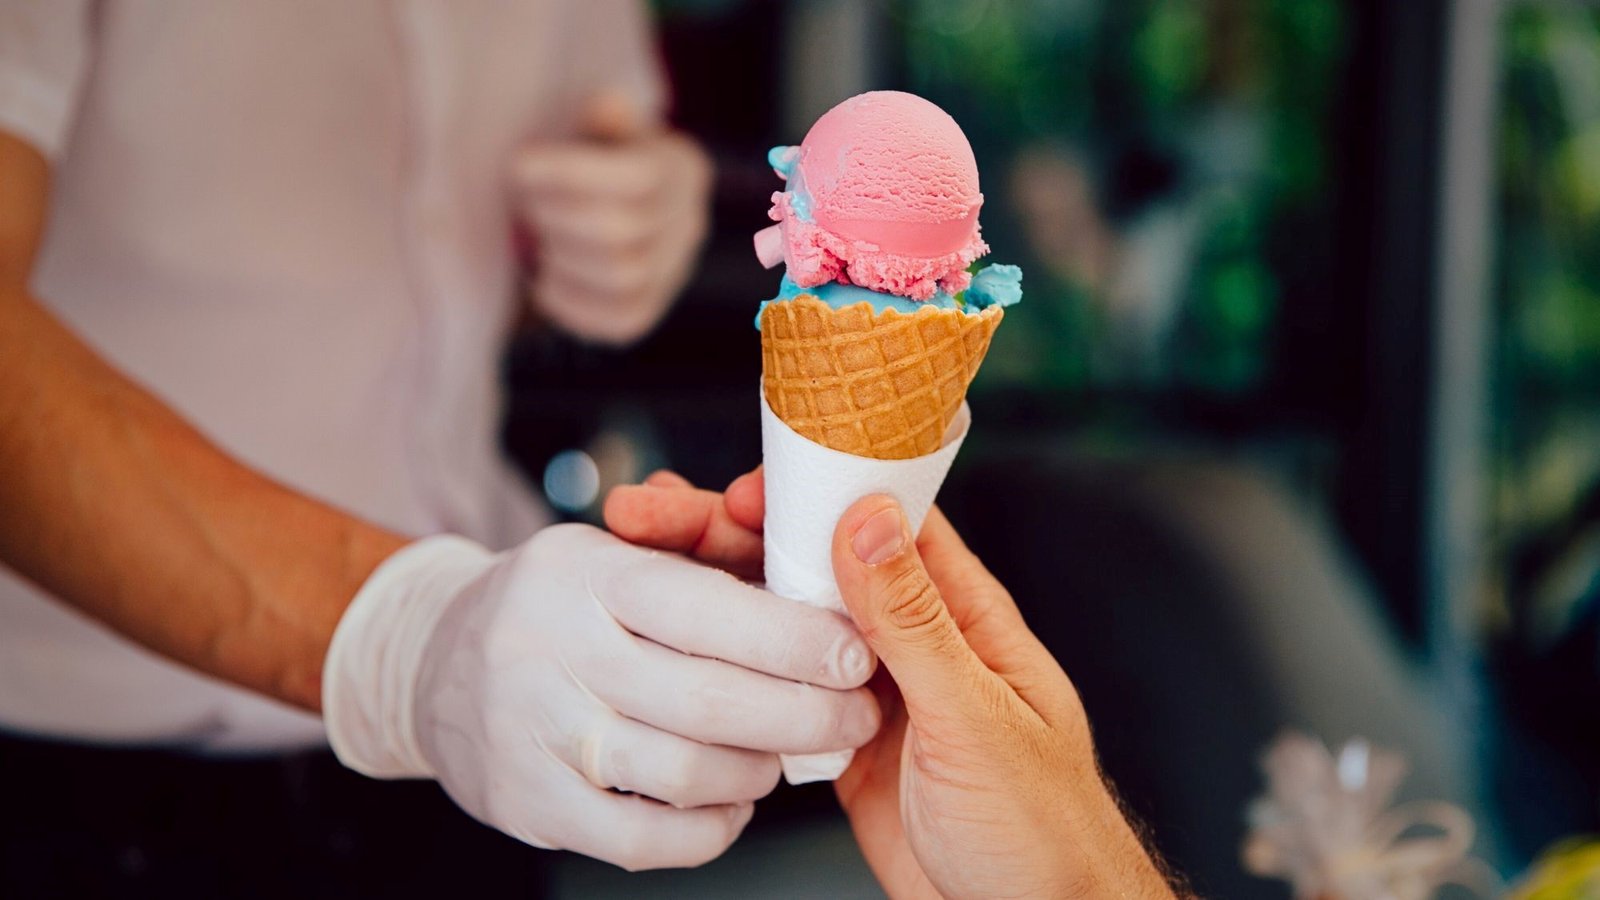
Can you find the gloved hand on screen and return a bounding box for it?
[323,524,879,871]
[511,91,712,345]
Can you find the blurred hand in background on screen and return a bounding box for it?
[606,470,1183,898]
[511,91,712,345]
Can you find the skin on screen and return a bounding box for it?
[0,130,406,711]
[606,469,1189,899]
[0,104,705,712]
[512,91,712,345]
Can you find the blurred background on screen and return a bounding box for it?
[508,0,1600,896]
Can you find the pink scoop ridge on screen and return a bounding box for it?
[761,91,989,300]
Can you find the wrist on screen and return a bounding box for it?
[323,534,495,779]
[1055,780,1179,899]
[281,521,408,710]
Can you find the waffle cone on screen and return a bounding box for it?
[760,294,1003,460]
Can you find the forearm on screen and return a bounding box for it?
[0,289,407,711]
[1069,778,1189,899]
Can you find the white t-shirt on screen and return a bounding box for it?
[0,0,663,752]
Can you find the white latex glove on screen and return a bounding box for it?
[512,92,712,345]
[323,525,878,871]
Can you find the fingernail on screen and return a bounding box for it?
[851,506,904,565]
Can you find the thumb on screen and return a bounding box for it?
[578,89,647,142]
[832,495,1001,723]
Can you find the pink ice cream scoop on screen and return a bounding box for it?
[753,91,989,300]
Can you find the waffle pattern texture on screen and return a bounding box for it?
[760,294,1002,460]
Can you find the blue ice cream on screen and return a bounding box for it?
[755,265,1021,330]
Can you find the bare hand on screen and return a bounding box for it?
[831,493,1178,899]
[605,470,1182,897]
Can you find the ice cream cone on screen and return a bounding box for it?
[752,92,1019,784]
[760,294,1003,460]
[758,385,971,784]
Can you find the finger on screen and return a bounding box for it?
[916,506,1067,709]
[534,267,657,316]
[575,712,781,808]
[535,233,700,309]
[521,139,707,243]
[917,506,1026,634]
[512,142,666,205]
[536,191,705,274]
[602,483,764,580]
[643,469,693,489]
[592,549,870,688]
[724,467,765,534]
[832,495,1018,728]
[530,273,666,345]
[564,790,754,872]
[526,196,663,255]
[587,637,880,754]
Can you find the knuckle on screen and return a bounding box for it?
[794,604,850,644]
[795,613,866,686]
[505,547,547,586]
[704,749,779,802]
[821,694,854,738]
[611,819,687,872]
[751,754,783,797]
[525,522,597,562]
[595,545,659,600]
[652,746,700,800]
[882,566,945,633]
[835,689,878,741]
[684,674,740,731]
[511,524,600,591]
[796,689,857,749]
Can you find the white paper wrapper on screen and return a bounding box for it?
[759,382,971,783]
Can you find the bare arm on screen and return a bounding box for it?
[0,130,407,712]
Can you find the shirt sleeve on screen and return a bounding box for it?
[0,0,93,160]
[561,0,668,126]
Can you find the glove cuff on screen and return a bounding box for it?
[323,534,494,779]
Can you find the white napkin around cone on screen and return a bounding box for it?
[758,382,971,783]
